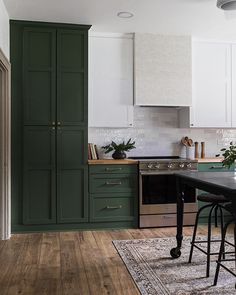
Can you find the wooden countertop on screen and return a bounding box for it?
[197,157,223,163]
[88,159,138,165]
[88,158,223,164]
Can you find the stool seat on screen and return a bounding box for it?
[197,194,227,203]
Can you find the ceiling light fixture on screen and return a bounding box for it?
[217,0,236,10]
[117,12,134,18]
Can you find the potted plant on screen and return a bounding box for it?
[102,138,136,159]
[219,141,236,169]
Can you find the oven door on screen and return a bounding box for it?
[139,171,197,215]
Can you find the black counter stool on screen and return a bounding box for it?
[188,193,228,277]
[214,203,236,288]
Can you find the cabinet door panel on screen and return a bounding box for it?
[57,30,87,126]
[23,28,56,125]
[192,42,231,128]
[57,169,88,223]
[232,45,236,127]
[23,126,56,224]
[89,35,134,127]
[57,127,88,223]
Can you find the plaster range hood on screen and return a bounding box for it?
[134,33,192,107]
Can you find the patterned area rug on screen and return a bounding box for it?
[113,236,236,295]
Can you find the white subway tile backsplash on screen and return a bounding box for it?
[88,107,236,158]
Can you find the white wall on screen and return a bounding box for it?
[88,107,236,159]
[0,0,9,59]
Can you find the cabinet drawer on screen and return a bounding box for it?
[89,164,137,174]
[89,174,137,193]
[90,195,134,222]
[198,163,234,172]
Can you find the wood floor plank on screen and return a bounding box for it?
[60,232,90,295]
[93,230,140,295]
[5,233,42,295]
[33,232,62,295]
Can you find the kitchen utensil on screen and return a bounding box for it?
[194,142,199,158]
[181,137,188,146]
[201,142,205,158]
[187,138,193,146]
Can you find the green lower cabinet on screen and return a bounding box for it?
[198,162,234,223]
[89,164,138,227]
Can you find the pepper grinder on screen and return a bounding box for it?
[194,142,199,159]
[201,142,205,158]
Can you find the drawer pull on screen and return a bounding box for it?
[105,167,122,171]
[105,181,122,185]
[106,205,122,209]
[209,166,224,169]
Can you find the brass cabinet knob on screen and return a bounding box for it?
[52,121,55,126]
[58,122,61,125]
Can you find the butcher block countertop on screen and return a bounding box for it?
[197,157,223,163]
[88,159,138,165]
[88,158,223,165]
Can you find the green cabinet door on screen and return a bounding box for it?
[23,27,56,125]
[23,126,56,224]
[57,29,88,127]
[57,127,88,223]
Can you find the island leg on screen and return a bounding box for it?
[170,177,184,258]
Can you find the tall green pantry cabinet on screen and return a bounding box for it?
[11,21,91,231]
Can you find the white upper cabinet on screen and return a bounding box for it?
[134,34,192,106]
[88,33,134,128]
[232,45,236,128]
[180,41,232,128]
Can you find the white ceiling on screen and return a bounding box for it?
[4,0,236,39]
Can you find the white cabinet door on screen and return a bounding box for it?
[191,41,231,128]
[89,34,133,128]
[231,45,236,127]
[134,34,192,106]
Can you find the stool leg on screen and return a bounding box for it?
[214,219,233,286]
[189,203,213,264]
[206,205,216,277]
[214,205,218,228]
[219,205,225,260]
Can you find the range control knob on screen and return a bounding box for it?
[179,163,185,168]
[186,163,192,169]
[147,164,153,169]
[168,163,174,169]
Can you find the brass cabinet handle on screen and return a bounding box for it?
[106,205,122,209]
[209,166,224,169]
[105,167,122,171]
[105,181,122,185]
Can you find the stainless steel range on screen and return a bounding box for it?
[130,156,198,228]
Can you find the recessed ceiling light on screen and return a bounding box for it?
[117,12,134,18]
[217,0,236,10]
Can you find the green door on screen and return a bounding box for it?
[23,27,56,126]
[57,127,88,223]
[57,29,88,126]
[23,126,56,224]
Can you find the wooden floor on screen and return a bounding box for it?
[0,226,222,295]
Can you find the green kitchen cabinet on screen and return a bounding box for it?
[11,20,91,229]
[57,127,88,223]
[198,162,234,222]
[23,126,56,224]
[89,165,138,225]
